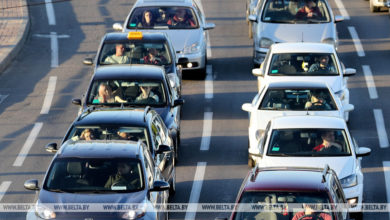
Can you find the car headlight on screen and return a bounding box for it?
[322,38,336,46]
[259,38,273,48]
[35,202,56,219]
[340,174,357,188]
[183,42,201,54]
[122,201,147,219]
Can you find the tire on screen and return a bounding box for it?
[174,136,179,162]
[169,167,176,197]
[248,22,253,39]
[370,0,380,12]
[199,55,207,79]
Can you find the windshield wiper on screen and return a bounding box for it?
[267,20,296,24]
[47,189,74,193]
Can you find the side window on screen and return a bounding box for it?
[143,149,155,188]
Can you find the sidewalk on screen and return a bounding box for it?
[0,0,29,75]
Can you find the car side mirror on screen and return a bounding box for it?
[215,218,228,220]
[45,143,58,153]
[83,57,93,65]
[149,180,170,192]
[344,104,354,112]
[241,103,253,112]
[248,15,257,22]
[356,147,371,157]
[72,98,82,106]
[343,68,356,77]
[204,23,215,30]
[24,179,39,191]
[252,68,263,77]
[173,99,185,107]
[112,23,123,31]
[156,144,172,154]
[334,15,344,23]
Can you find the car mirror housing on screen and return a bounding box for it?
[45,143,58,153]
[156,144,172,154]
[241,103,253,112]
[343,68,356,77]
[149,180,170,192]
[334,15,344,23]
[24,179,39,191]
[173,99,185,107]
[356,147,371,157]
[252,68,263,77]
[72,98,82,106]
[203,23,215,30]
[248,15,257,22]
[112,23,123,31]
[344,104,354,112]
[83,57,93,65]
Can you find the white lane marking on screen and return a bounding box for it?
[362,65,378,99]
[383,161,390,215]
[348,26,365,57]
[0,181,12,202]
[374,109,389,148]
[0,94,9,105]
[13,123,43,167]
[205,64,213,99]
[334,0,350,20]
[185,162,207,220]
[40,76,57,114]
[45,0,56,25]
[200,112,213,151]
[207,31,212,58]
[33,33,69,68]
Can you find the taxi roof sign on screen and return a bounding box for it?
[128,32,143,40]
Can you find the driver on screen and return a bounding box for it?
[292,203,332,220]
[313,131,342,152]
[304,93,331,110]
[143,48,166,65]
[105,162,139,189]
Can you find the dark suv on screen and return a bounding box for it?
[25,140,170,220]
[228,166,349,220]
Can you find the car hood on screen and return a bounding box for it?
[265,76,342,92]
[164,29,203,52]
[261,22,335,43]
[261,156,355,179]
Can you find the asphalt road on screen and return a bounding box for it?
[0,0,389,219]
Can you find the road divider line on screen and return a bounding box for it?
[40,76,57,114]
[50,32,59,68]
[374,109,389,148]
[205,64,213,99]
[0,181,12,202]
[13,123,43,167]
[348,26,365,57]
[334,0,350,20]
[45,0,56,25]
[383,161,390,217]
[185,162,207,220]
[362,65,378,99]
[0,94,9,105]
[200,112,213,151]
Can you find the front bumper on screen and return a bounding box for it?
[343,183,363,212]
[176,51,206,70]
[253,47,268,65]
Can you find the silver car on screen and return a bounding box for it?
[113,0,215,75]
[249,0,343,66]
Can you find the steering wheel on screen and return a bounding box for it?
[297,213,325,220]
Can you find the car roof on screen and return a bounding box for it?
[270,43,335,54]
[272,115,346,129]
[57,140,142,159]
[103,32,168,43]
[244,167,327,192]
[93,65,165,81]
[267,81,328,89]
[74,109,148,127]
[135,0,194,7]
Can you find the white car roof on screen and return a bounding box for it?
[270,43,335,54]
[135,0,193,7]
[272,116,346,129]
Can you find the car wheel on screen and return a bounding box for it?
[169,167,176,197]
[248,157,255,168]
[199,55,207,79]
[174,136,179,162]
[370,0,379,12]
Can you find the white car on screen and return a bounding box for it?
[252,42,356,121]
[113,0,215,75]
[250,115,371,215]
[242,80,354,159]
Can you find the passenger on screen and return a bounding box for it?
[308,55,336,73]
[313,131,342,152]
[137,10,155,28]
[292,203,332,220]
[156,8,169,24]
[104,44,130,64]
[80,129,94,141]
[135,84,159,103]
[117,131,137,141]
[93,83,127,104]
[104,162,139,189]
[143,48,167,65]
[167,8,196,27]
[295,0,322,19]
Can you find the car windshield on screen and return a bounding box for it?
[43,158,144,193]
[98,42,172,66]
[260,88,337,111]
[268,53,338,76]
[267,129,351,156]
[128,6,199,29]
[234,191,333,220]
[261,0,330,23]
[86,79,166,107]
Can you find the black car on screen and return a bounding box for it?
[48,107,177,193]
[83,32,182,95]
[72,65,184,159]
[25,140,170,220]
